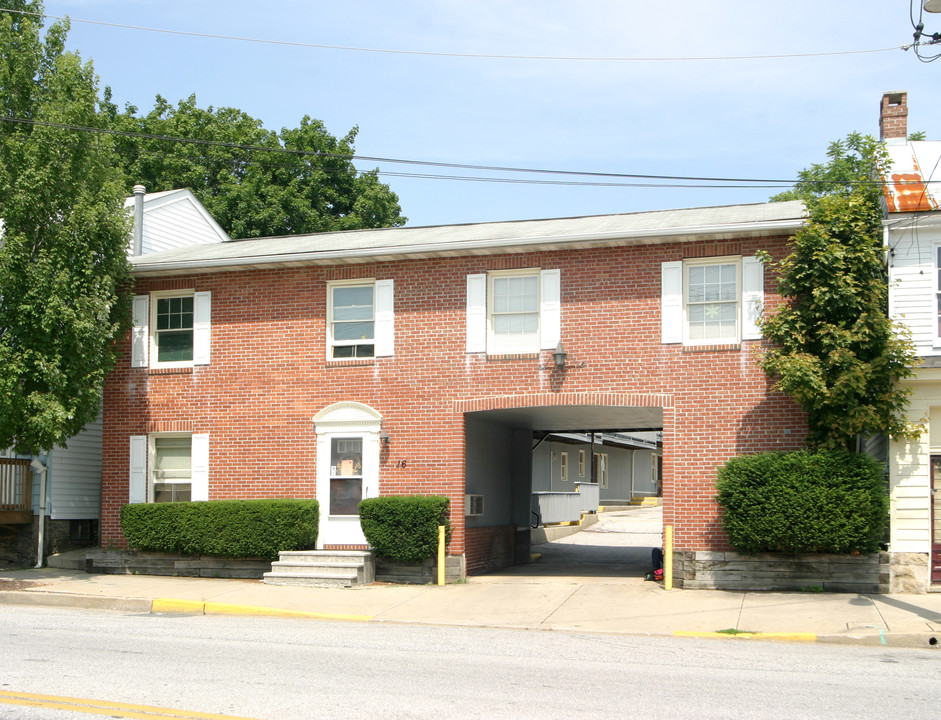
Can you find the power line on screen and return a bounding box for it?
[2,116,902,190]
[0,6,904,63]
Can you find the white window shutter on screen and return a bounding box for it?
[466,273,487,353]
[131,295,149,367]
[193,291,211,365]
[540,269,561,350]
[741,256,764,340]
[374,279,394,357]
[661,261,683,344]
[191,433,210,501]
[129,435,147,504]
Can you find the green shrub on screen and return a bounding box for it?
[716,449,887,555]
[359,495,451,563]
[120,499,318,559]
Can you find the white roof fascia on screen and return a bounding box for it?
[132,211,806,278]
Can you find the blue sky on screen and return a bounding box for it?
[36,1,941,228]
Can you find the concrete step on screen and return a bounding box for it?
[276,550,372,565]
[262,550,375,587]
[46,550,87,570]
[262,571,359,588]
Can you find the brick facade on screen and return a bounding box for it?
[102,228,806,573]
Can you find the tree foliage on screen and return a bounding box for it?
[0,1,132,453]
[103,93,406,238]
[760,133,918,449]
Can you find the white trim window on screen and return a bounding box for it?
[132,291,211,368]
[935,246,941,340]
[327,279,394,359]
[578,449,586,478]
[466,269,560,354]
[128,433,209,503]
[661,256,762,345]
[560,451,569,482]
[596,453,609,489]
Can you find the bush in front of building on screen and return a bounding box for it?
[120,499,319,559]
[716,449,887,555]
[359,495,451,563]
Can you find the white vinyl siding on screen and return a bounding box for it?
[48,414,102,520]
[886,228,941,355]
[466,269,561,354]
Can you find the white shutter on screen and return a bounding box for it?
[466,273,487,353]
[131,295,149,367]
[374,279,394,357]
[661,261,684,344]
[129,435,148,504]
[193,291,211,365]
[741,256,764,341]
[191,433,209,501]
[540,269,561,350]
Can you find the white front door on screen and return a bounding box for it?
[313,402,383,549]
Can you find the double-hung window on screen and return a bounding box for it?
[131,291,211,368]
[935,246,941,339]
[466,269,561,355]
[128,433,209,504]
[327,279,394,359]
[661,256,763,346]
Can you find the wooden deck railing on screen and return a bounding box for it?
[0,458,33,523]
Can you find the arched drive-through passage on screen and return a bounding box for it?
[462,397,667,580]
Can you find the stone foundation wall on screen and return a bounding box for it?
[673,550,931,594]
[375,554,465,584]
[86,549,271,579]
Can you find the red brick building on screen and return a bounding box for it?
[101,200,807,578]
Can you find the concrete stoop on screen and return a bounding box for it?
[263,550,375,588]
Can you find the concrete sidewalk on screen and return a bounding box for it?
[2,564,940,648]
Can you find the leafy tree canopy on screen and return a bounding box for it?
[760,132,918,449]
[0,0,132,453]
[102,93,407,238]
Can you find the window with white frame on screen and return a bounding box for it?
[128,433,209,504]
[661,256,763,346]
[132,291,211,368]
[596,453,609,489]
[152,435,192,503]
[560,451,569,482]
[936,246,941,339]
[327,279,394,359]
[466,269,560,355]
[578,449,586,478]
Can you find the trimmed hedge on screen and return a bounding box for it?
[120,499,319,559]
[716,449,887,555]
[359,495,451,563]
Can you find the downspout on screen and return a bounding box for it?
[30,458,48,568]
[132,185,145,256]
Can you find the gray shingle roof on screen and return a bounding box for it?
[131,200,805,277]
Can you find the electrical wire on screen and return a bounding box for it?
[1,116,908,191]
[0,6,904,63]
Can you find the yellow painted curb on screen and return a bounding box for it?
[674,631,817,642]
[151,597,372,622]
[203,601,372,622]
[152,598,206,614]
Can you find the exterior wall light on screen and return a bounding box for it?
[380,429,391,445]
[553,342,568,368]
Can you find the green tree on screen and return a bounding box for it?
[760,133,918,449]
[103,94,406,238]
[0,1,132,453]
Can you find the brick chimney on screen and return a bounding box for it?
[880,91,908,144]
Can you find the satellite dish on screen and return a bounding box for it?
[925,0,941,14]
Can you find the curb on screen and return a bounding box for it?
[673,631,816,642]
[0,590,151,614]
[152,597,373,622]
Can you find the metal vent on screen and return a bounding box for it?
[465,494,485,517]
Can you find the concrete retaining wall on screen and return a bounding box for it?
[375,554,464,584]
[85,549,271,579]
[673,550,931,593]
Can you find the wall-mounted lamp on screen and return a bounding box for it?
[553,342,568,368]
[380,429,391,446]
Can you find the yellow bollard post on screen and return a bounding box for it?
[437,525,445,586]
[664,525,673,591]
